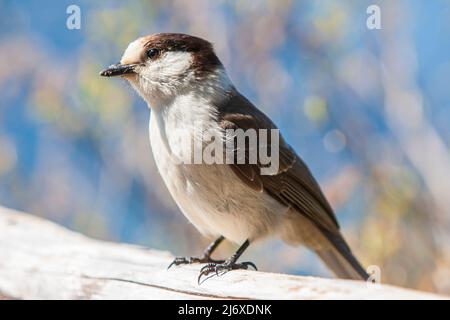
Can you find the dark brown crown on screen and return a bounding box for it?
[142,33,222,74]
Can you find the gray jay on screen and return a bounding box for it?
[100,33,369,282]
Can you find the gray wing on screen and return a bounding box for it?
[217,91,340,233]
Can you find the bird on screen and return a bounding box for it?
[100,33,369,283]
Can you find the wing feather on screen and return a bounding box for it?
[217,92,339,232]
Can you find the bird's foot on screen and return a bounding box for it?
[198,260,257,284]
[167,256,224,269]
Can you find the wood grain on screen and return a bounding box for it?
[0,206,445,300]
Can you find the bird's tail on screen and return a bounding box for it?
[315,229,369,281]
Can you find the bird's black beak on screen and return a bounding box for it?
[100,63,138,77]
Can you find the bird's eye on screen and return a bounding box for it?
[146,48,160,60]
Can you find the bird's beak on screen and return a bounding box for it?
[99,63,138,77]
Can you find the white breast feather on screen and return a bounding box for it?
[147,70,288,243]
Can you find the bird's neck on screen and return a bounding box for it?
[149,68,234,159]
[147,67,234,113]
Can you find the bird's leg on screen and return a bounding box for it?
[168,236,225,269]
[198,239,257,284]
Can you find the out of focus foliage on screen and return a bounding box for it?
[1,0,450,293]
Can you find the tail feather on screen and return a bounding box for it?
[316,229,369,281]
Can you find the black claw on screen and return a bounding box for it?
[168,256,224,270]
[199,263,213,274]
[244,261,258,271]
[198,272,207,284]
[197,260,258,284]
[198,265,219,284]
[167,256,191,269]
[198,264,215,284]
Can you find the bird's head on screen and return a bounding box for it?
[100,33,230,106]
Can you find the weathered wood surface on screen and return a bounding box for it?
[0,206,445,300]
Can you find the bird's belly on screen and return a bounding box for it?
[149,117,288,243]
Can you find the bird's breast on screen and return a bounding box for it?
[148,108,288,243]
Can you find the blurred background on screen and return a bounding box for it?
[1,0,450,294]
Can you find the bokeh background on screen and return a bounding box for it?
[1,0,450,294]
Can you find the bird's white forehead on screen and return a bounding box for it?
[121,38,145,64]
